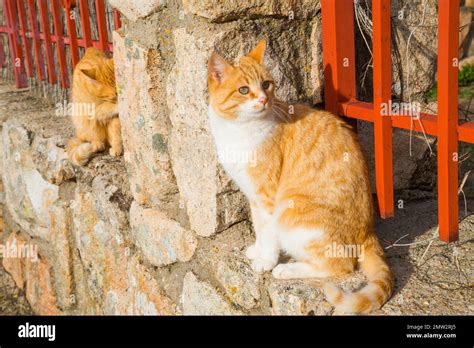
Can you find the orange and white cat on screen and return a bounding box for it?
[68,47,122,166]
[207,40,393,314]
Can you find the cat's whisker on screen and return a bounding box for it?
[273,101,292,114]
[272,104,292,123]
[270,107,288,123]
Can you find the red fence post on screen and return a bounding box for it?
[15,0,33,77]
[437,0,459,242]
[0,40,4,67]
[4,0,27,87]
[321,0,357,129]
[78,0,92,48]
[94,0,109,52]
[27,0,46,81]
[372,0,394,218]
[38,0,57,85]
[51,0,69,88]
[63,0,80,67]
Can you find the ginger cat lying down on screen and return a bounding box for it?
[208,40,394,314]
[68,47,122,166]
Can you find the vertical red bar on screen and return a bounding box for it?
[4,0,27,87]
[94,0,108,52]
[0,40,4,67]
[372,0,394,218]
[113,9,121,30]
[38,0,57,85]
[79,0,92,48]
[437,0,459,242]
[16,0,34,77]
[51,0,69,88]
[27,0,46,81]
[64,2,79,67]
[321,0,357,126]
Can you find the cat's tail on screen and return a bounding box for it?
[67,137,94,166]
[323,235,394,314]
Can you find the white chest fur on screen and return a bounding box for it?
[208,107,275,201]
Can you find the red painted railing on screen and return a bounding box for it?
[0,0,120,89]
[322,0,473,242]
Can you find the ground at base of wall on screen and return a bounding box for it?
[375,200,473,315]
[0,80,472,316]
[0,258,32,315]
[0,178,31,315]
[0,158,32,314]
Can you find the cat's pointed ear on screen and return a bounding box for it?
[208,52,233,84]
[247,39,266,63]
[80,67,98,82]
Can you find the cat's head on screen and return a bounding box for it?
[208,39,275,121]
[80,58,117,103]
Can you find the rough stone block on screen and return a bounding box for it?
[31,134,75,185]
[2,121,60,240]
[195,222,259,310]
[24,256,59,315]
[182,0,321,22]
[109,0,165,21]
[358,123,436,192]
[72,173,175,315]
[1,232,26,289]
[215,257,260,310]
[310,17,323,104]
[49,203,74,309]
[267,279,331,315]
[113,31,178,208]
[390,1,438,99]
[181,272,241,315]
[129,201,197,266]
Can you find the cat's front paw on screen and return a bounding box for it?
[245,244,259,260]
[109,146,123,157]
[251,257,278,273]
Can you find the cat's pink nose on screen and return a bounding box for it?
[259,95,268,105]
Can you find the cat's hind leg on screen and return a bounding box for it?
[275,224,356,280]
[107,117,123,157]
[81,120,107,153]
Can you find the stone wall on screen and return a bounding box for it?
[0,0,453,315]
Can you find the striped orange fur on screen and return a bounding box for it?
[208,39,393,314]
[67,47,121,166]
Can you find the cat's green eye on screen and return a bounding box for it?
[239,86,250,95]
[262,80,271,90]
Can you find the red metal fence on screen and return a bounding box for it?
[321,0,474,242]
[0,0,120,90]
